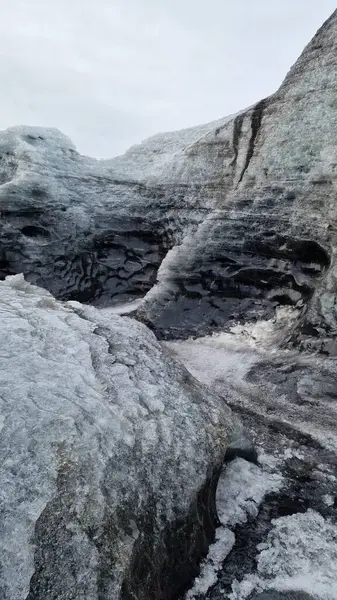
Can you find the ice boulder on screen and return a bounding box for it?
[0,275,235,600]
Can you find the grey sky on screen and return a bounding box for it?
[0,1,335,158]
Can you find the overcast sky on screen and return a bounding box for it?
[0,1,335,158]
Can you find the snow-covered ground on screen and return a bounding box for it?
[165,306,299,389]
[165,310,337,600]
[184,451,337,600]
[94,301,337,599]
[166,308,337,453]
[4,273,335,598]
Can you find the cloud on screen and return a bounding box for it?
[0,0,335,157]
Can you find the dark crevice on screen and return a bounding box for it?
[146,232,331,340]
[238,99,267,184]
[21,225,50,238]
[120,467,222,600]
[224,401,325,452]
[230,113,245,168]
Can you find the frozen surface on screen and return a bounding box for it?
[134,10,337,345]
[169,307,337,599]
[0,274,234,600]
[217,459,283,528]
[105,112,240,182]
[165,307,299,389]
[186,528,236,599]
[166,307,337,452]
[1,11,337,600]
[231,510,337,600]
[185,458,283,599]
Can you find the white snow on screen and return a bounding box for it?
[165,307,299,397]
[168,306,337,600]
[323,495,335,507]
[187,459,337,600]
[166,306,337,453]
[217,459,283,528]
[185,457,283,599]
[186,529,236,599]
[231,510,337,600]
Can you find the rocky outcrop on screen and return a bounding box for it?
[0,275,235,600]
[1,12,337,351]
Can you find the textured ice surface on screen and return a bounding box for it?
[186,528,236,599]
[217,459,283,528]
[0,274,234,600]
[167,307,337,453]
[165,307,299,390]
[1,11,337,599]
[134,10,337,346]
[105,112,241,182]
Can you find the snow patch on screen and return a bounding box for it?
[217,459,283,528]
[165,307,299,391]
[211,306,300,351]
[185,457,283,599]
[186,528,235,599]
[231,510,337,600]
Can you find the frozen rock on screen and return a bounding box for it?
[0,274,235,600]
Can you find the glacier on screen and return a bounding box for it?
[1,7,337,600]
